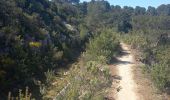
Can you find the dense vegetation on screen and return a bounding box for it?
[0,0,170,99]
[0,0,88,99]
[55,30,120,100]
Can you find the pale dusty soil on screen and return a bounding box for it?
[108,43,169,100]
[115,43,138,100]
[108,43,138,100]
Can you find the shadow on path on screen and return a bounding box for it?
[109,58,133,65]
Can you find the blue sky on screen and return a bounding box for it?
[80,0,170,8]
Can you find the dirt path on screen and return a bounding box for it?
[108,43,168,100]
[108,43,138,100]
[115,43,138,100]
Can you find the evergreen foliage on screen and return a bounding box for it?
[0,0,170,99]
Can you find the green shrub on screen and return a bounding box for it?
[84,29,120,63]
[151,63,170,90]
